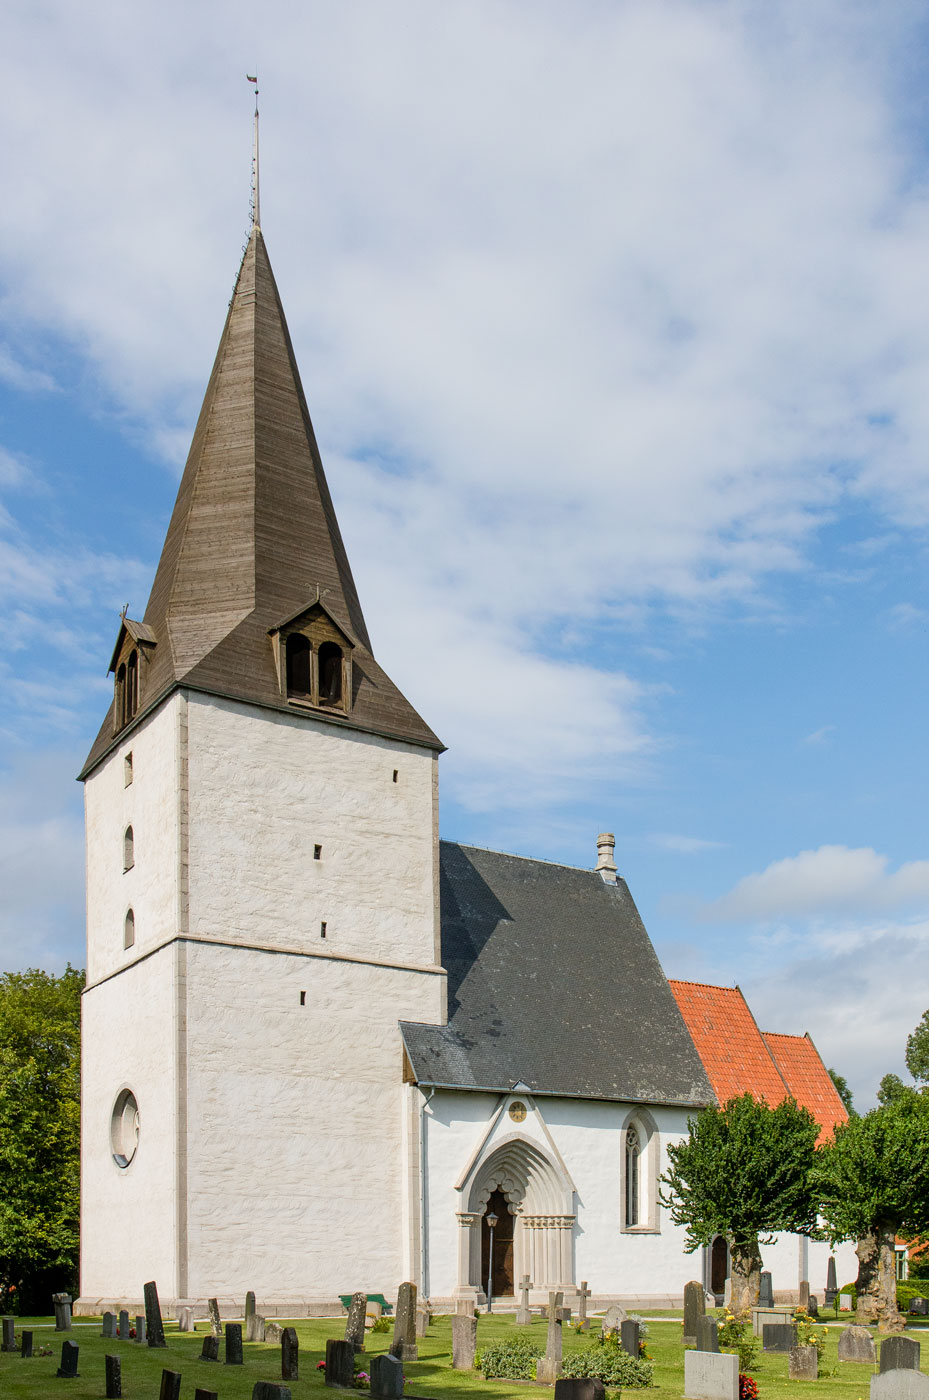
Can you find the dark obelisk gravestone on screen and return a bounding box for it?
[200,1335,219,1361]
[102,1312,117,1339]
[880,1337,921,1373]
[683,1280,705,1346]
[57,1339,80,1377]
[159,1369,182,1400]
[225,1322,243,1365]
[554,1381,606,1400]
[452,1313,477,1369]
[253,1384,293,1400]
[2,1315,15,1351]
[52,1293,72,1332]
[370,1353,404,1400]
[326,1338,355,1387]
[825,1256,838,1306]
[144,1280,167,1348]
[119,1310,130,1340]
[282,1326,299,1381]
[21,1329,33,1358]
[105,1354,122,1398]
[390,1282,418,1362]
[621,1319,640,1358]
[759,1272,774,1308]
[536,1290,564,1384]
[696,1316,719,1353]
[208,1298,222,1338]
[345,1292,367,1352]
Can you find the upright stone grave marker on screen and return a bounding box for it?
[208,1298,222,1338]
[799,1281,811,1309]
[144,1280,167,1348]
[536,1290,564,1384]
[194,1390,219,1400]
[789,1345,818,1380]
[159,1370,182,1400]
[245,1291,256,1335]
[808,1297,820,1318]
[759,1272,774,1308]
[838,1326,876,1364]
[225,1322,243,1365]
[200,1335,219,1362]
[577,1281,591,1332]
[452,1313,477,1369]
[696,1317,719,1353]
[881,1338,921,1373]
[282,1327,299,1381]
[253,1384,293,1400]
[135,1315,146,1344]
[53,1293,72,1332]
[825,1256,838,1306]
[762,1323,797,1353]
[910,1299,929,1318]
[266,1320,283,1343]
[415,1307,430,1338]
[683,1281,706,1346]
[178,1306,194,1333]
[1,1316,15,1351]
[684,1350,738,1400]
[389,1282,417,1362]
[21,1329,33,1358]
[621,1319,640,1358]
[326,1339,355,1388]
[105,1354,122,1398]
[102,1312,118,1339]
[554,1381,606,1400]
[56,1339,80,1378]
[601,1303,626,1336]
[370,1353,404,1400]
[365,1301,382,1331]
[345,1292,367,1352]
[871,1376,929,1400]
[119,1310,130,1340]
[517,1275,533,1326]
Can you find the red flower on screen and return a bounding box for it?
[739,1374,758,1400]
[317,1361,327,1371]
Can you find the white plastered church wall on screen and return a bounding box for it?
[756,1233,858,1303]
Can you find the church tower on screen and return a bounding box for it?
[78,224,446,1309]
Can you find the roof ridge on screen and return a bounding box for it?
[667,977,737,991]
[442,838,609,878]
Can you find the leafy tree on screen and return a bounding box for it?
[814,1091,929,1332]
[877,1072,910,1106]
[905,1009,929,1086]
[660,1093,821,1311]
[0,966,83,1311]
[828,1067,855,1116]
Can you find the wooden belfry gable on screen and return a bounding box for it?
[269,599,357,714]
[108,618,157,734]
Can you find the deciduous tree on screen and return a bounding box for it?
[905,1009,929,1087]
[828,1067,855,1116]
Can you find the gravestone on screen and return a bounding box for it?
[144,1280,167,1348]
[696,1316,719,1353]
[554,1381,606,1400]
[911,1299,929,1317]
[135,1315,146,1343]
[751,1307,784,1337]
[577,1280,592,1332]
[225,1322,244,1365]
[683,1280,706,1346]
[871,1376,929,1400]
[282,1327,299,1381]
[21,1329,33,1358]
[881,1337,921,1373]
[345,1292,367,1351]
[245,1291,256,1335]
[56,1339,80,1378]
[684,1350,739,1400]
[194,1390,220,1400]
[799,1281,811,1309]
[159,1370,182,1400]
[517,1275,533,1326]
[415,1307,430,1337]
[839,1326,877,1363]
[762,1323,797,1353]
[365,1301,382,1330]
[723,1279,732,1307]
[2,1315,15,1350]
[326,1338,355,1388]
[53,1293,72,1332]
[178,1306,194,1332]
[789,1345,818,1380]
[536,1290,564,1384]
[252,1384,293,1400]
[452,1313,477,1369]
[250,1314,267,1343]
[102,1312,118,1339]
[105,1354,122,1398]
[119,1310,130,1339]
[759,1272,774,1308]
[808,1297,820,1318]
[208,1298,222,1338]
[601,1303,627,1335]
[621,1319,641,1358]
[200,1334,219,1362]
[389,1281,417,1362]
[825,1256,838,1306]
[370,1353,404,1400]
[266,1320,284,1343]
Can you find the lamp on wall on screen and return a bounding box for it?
[486,1211,498,1313]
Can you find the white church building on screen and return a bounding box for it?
[77,218,857,1316]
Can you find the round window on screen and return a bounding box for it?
[111,1089,140,1168]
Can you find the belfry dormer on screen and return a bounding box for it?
[107,617,157,733]
[270,599,357,713]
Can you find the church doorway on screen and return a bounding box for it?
[480,1189,515,1298]
[711,1236,729,1296]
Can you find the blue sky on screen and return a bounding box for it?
[2,0,929,1106]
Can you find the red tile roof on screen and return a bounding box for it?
[763,1032,848,1143]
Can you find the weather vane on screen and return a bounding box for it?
[247,73,260,230]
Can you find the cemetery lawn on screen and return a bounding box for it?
[1,1313,928,1400]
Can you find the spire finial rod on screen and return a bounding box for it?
[247,73,260,231]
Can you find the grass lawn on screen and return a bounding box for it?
[0,1311,927,1400]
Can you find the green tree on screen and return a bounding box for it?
[660,1093,821,1311]
[877,1072,910,1106]
[905,1009,929,1086]
[828,1067,855,1116]
[814,1092,929,1333]
[0,966,83,1311]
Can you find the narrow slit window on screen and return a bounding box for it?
[317,642,343,705]
[392,770,398,783]
[625,1125,640,1227]
[116,663,127,727]
[299,990,306,1006]
[320,921,327,939]
[286,633,311,698]
[123,826,134,872]
[313,844,322,860]
[126,650,139,719]
[124,908,135,949]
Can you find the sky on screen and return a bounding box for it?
[2,0,929,1108]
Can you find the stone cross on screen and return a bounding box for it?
[118,1310,130,1340]
[621,1319,640,1358]
[326,1338,356,1388]
[759,1272,774,1308]
[52,1293,72,1332]
[105,1354,122,1398]
[1,1316,15,1351]
[536,1290,564,1384]
[208,1298,222,1337]
[56,1339,80,1378]
[135,1315,146,1344]
[577,1280,591,1331]
[880,1337,921,1373]
[516,1274,533,1326]
[696,1317,719,1353]
[390,1281,418,1362]
[452,1313,477,1369]
[20,1329,33,1358]
[683,1280,706,1346]
[102,1312,117,1339]
[371,1353,404,1400]
[200,1335,219,1362]
[825,1256,838,1306]
[282,1326,299,1381]
[789,1344,818,1380]
[144,1280,167,1348]
[224,1322,243,1365]
[345,1292,367,1352]
[159,1370,182,1400]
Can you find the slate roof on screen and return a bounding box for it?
[81,227,441,778]
[763,1031,848,1143]
[400,843,716,1106]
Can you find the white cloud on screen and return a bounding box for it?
[0,347,57,395]
[699,844,929,922]
[802,725,835,745]
[649,833,727,853]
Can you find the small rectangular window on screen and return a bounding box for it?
[392,770,398,783]
[320,921,327,939]
[313,844,322,860]
[124,753,133,786]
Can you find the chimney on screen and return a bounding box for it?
[596,832,617,884]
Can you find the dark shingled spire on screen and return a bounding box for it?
[81,228,441,776]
